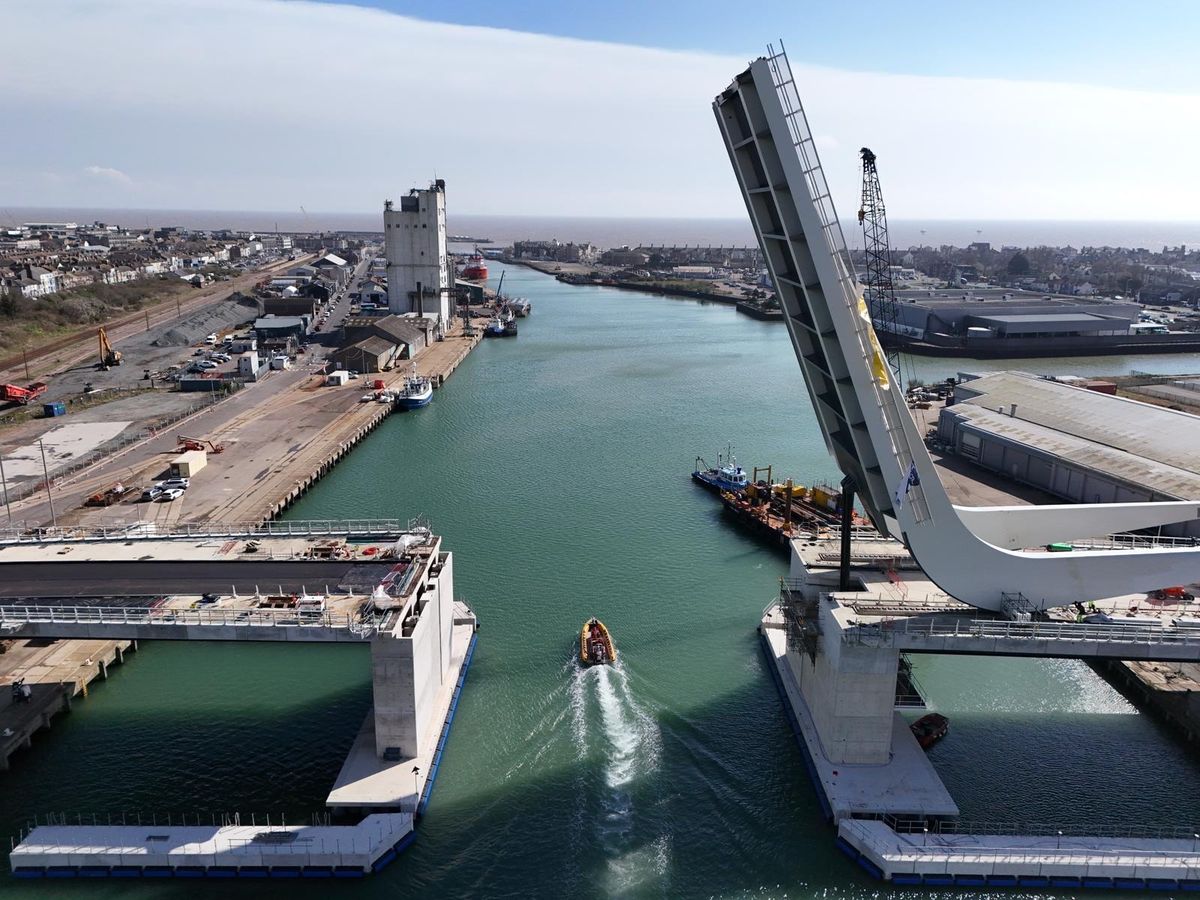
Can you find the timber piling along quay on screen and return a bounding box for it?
[6,319,482,531]
[1,638,136,771]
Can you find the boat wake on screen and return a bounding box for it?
[568,659,666,893]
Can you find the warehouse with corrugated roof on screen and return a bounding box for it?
[936,371,1200,537]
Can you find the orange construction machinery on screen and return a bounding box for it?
[0,381,47,405]
[177,435,225,454]
[98,327,122,369]
[84,483,130,507]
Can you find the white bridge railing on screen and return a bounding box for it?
[763,43,930,525]
[0,603,377,637]
[845,615,1200,650]
[0,518,430,545]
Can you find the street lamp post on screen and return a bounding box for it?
[38,440,56,528]
[0,450,12,528]
[412,765,421,814]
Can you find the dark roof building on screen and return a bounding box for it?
[329,335,402,373]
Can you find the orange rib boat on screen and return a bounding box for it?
[580,617,617,666]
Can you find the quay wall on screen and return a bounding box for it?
[254,331,481,524]
[1093,659,1200,744]
[1,640,136,771]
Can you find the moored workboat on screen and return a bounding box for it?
[580,617,617,666]
[396,365,433,409]
[692,446,750,493]
[910,712,949,750]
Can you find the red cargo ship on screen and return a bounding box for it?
[460,253,488,281]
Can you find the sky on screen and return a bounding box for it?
[2,0,1199,221]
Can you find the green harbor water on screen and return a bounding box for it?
[2,261,1200,898]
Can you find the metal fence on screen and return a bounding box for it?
[0,603,378,637]
[0,517,429,545]
[885,816,1200,842]
[845,613,1200,649]
[0,388,239,506]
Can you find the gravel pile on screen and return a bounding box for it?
[152,293,260,347]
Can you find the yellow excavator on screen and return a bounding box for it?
[98,327,122,370]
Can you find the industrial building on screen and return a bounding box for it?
[253,315,308,341]
[329,336,402,374]
[893,289,1140,341]
[937,371,1200,536]
[330,314,433,373]
[344,314,430,354]
[384,181,451,328]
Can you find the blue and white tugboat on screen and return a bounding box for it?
[691,446,750,493]
[396,364,433,409]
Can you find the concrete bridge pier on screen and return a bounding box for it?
[784,599,900,765]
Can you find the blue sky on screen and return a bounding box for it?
[302,0,1200,93]
[3,0,1198,220]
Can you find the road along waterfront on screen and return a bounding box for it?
[1,260,1199,897]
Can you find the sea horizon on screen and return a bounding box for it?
[7,205,1200,251]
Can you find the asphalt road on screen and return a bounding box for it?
[0,560,393,600]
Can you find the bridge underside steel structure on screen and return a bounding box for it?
[713,45,1200,611]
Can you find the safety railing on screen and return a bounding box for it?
[1069,532,1200,551]
[844,614,1200,649]
[792,524,896,544]
[0,603,377,637]
[0,518,428,545]
[763,44,930,525]
[884,816,1200,842]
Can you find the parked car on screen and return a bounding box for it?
[142,487,164,501]
[157,487,185,502]
[193,348,206,356]
[196,360,219,370]
[205,333,218,345]
[154,477,190,490]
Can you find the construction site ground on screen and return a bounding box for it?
[4,315,480,530]
[0,255,327,496]
[0,255,313,387]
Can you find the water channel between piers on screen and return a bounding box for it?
[1,260,1199,897]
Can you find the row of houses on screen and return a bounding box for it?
[258,254,356,318]
[0,220,330,301]
[510,239,601,264]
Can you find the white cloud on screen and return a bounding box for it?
[0,0,1197,221]
[84,165,133,185]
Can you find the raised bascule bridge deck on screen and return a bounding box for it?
[716,42,1200,892]
[1,520,478,880]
